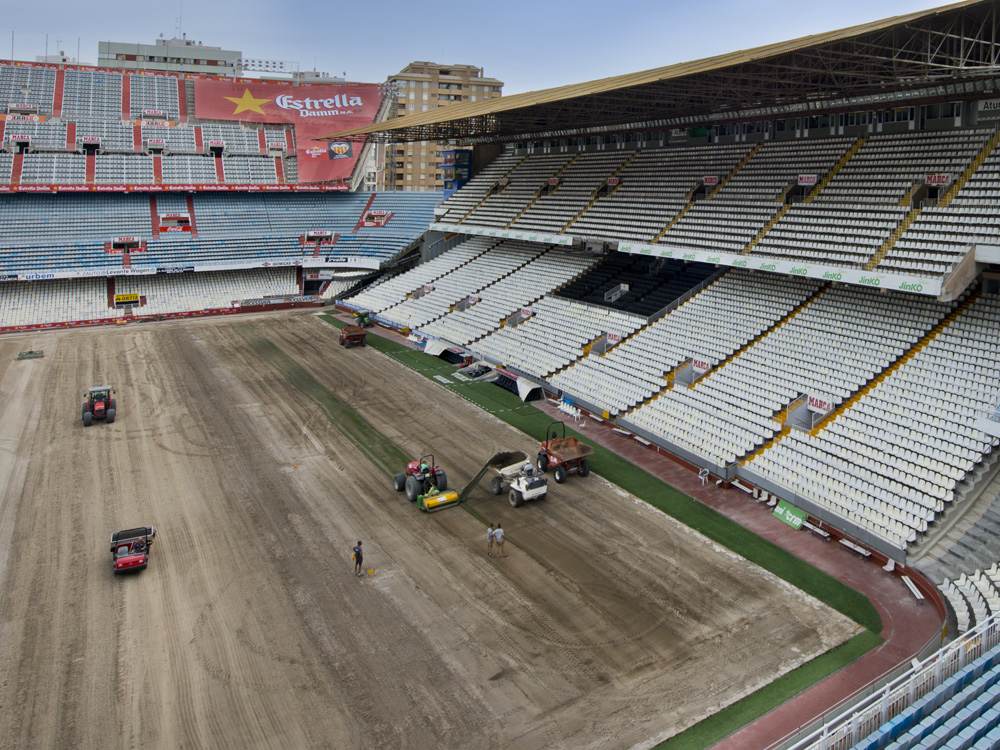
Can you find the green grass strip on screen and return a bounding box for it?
[251,335,411,476]
[317,314,885,747]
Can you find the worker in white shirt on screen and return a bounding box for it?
[493,523,506,557]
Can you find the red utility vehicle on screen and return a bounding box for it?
[537,421,593,483]
[110,527,156,573]
[82,385,117,426]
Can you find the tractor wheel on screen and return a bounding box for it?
[110,398,117,411]
[393,473,406,492]
[537,454,549,473]
[106,408,116,424]
[405,474,421,503]
[434,470,448,492]
[553,466,568,484]
[509,489,524,507]
[489,476,503,495]
[83,411,93,427]
[578,459,590,478]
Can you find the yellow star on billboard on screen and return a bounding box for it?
[224,89,269,115]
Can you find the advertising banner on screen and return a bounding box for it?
[773,500,807,530]
[193,79,381,184]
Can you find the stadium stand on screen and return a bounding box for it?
[95,154,155,183]
[942,564,1000,632]
[509,150,635,232]
[418,249,600,344]
[546,271,819,416]
[554,254,716,316]
[129,74,180,119]
[461,153,577,228]
[748,293,1000,550]
[0,268,298,328]
[0,190,440,276]
[425,126,999,285]
[471,296,646,378]
[377,241,545,329]
[199,122,262,154]
[435,151,524,223]
[853,640,1000,749]
[567,143,751,241]
[116,268,297,314]
[141,124,197,152]
[345,237,498,313]
[0,64,56,113]
[784,610,1000,750]
[161,154,218,184]
[3,118,68,149]
[72,117,135,151]
[0,277,111,326]
[60,69,122,118]
[220,155,278,184]
[629,287,952,473]
[886,134,1000,276]
[19,152,87,183]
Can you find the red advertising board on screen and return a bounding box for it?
[193,80,381,184]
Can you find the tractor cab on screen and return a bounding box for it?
[393,453,449,502]
[82,385,117,426]
[89,387,110,414]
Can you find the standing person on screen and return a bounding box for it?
[494,523,506,558]
[353,540,364,576]
[487,524,496,557]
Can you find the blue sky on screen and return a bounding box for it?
[6,0,946,93]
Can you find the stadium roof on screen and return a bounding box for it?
[325,0,1000,143]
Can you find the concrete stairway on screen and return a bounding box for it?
[913,451,1000,581]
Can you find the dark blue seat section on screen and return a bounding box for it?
[0,191,442,275]
[555,253,716,316]
[851,644,1000,750]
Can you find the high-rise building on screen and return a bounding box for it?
[99,36,242,75]
[380,62,503,191]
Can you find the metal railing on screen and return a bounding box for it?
[777,613,1000,750]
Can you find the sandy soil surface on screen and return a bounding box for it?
[0,313,859,750]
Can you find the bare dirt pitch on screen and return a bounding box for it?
[0,313,859,750]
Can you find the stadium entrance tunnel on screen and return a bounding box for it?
[494,371,544,402]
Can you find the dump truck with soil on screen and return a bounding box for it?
[537,421,593,483]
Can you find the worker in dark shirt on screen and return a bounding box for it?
[353,541,364,577]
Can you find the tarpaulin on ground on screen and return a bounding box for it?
[194,80,381,184]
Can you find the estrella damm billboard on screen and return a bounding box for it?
[193,80,381,184]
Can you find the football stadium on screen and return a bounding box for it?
[1,1,1000,748]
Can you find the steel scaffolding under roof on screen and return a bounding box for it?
[325,0,1000,144]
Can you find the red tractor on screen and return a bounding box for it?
[110,527,156,573]
[393,454,449,503]
[537,421,593,483]
[82,385,117,426]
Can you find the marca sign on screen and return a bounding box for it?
[193,80,381,184]
[807,393,835,415]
